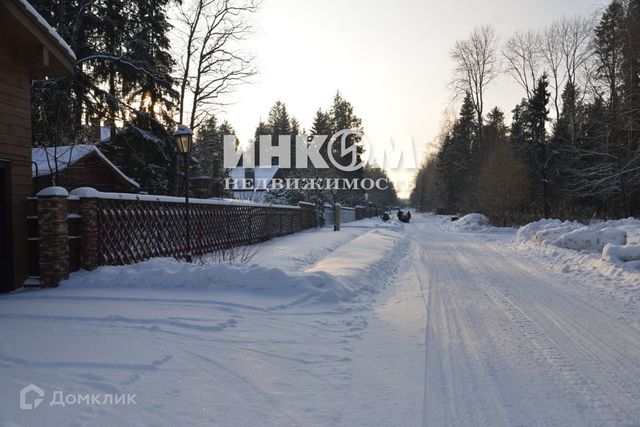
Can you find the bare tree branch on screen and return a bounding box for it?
[450,25,500,134]
[172,0,259,130]
[503,30,543,101]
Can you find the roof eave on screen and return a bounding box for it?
[6,0,75,76]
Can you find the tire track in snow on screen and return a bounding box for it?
[468,266,619,425]
[453,233,640,425]
[412,227,510,427]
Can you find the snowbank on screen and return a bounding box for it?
[602,244,640,271]
[514,217,640,285]
[306,228,403,301]
[64,258,328,293]
[448,213,490,231]
[517,218,634,253]
[553,227,627,252]
[62,227,404,304]
[516,219,582,243]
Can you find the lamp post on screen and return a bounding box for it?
[173,125,193,262]
[364,192,370,218]
[212,152,221,197]
[332,188,340,231]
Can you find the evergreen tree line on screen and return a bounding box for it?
[411,0,640,224]
[246,92,398,208]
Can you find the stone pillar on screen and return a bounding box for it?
[71,188,100,271]
[37,186,69,287]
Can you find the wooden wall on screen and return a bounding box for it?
[0,60,32,290]
[33,152,139,194]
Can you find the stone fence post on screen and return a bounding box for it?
[70,188,99,271]
[37,186,69,287]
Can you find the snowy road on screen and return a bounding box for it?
[404,218,640,426]
[1,215,640,426]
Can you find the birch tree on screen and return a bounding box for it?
[542,16,594,122]
[503,30,543,101]
[174,0,258,130]
[450,25,500,136]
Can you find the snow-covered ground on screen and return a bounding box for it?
[1,214,639,426]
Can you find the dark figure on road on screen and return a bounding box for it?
[382,212,390,222]
[397,210,411,223]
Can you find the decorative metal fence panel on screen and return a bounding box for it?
[96,198,314,266]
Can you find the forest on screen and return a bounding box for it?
[410,0,640,224]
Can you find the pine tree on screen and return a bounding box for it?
[582,0,640,216]
[437,93,476,212]
[549,82,586,216]
[31,0,179,194]
[329,91,364,177]
[528,74,552,216]
[310,109,334,136]
[509,101,529,150]
[621,0,640,214]
[252,121,270,168]
[310,109,334,166]
[469,106,505,209]
[267,101,292,167]
[289,117,301,169]
[363,164,398,207]
[594,0,625,156]
[476,133,531,225]
[192,118,233,197]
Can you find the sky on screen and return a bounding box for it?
[219,0,606,198]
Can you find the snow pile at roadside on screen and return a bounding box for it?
[62,227,403,304]
[517,219,583,243]
[602,244,640,271]
[517,218,638,254]
[447,213,491,231]
[306,228,404,301]
[552,227,626,252]
[515,217,640,274]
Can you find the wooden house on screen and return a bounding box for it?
[0,0,75,292]
[32,145,140,194]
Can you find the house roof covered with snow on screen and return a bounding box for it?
[32,145,139,189]
[229,167,281,190]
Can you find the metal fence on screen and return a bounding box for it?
[96,198,314,265]
[27,190,317,284]
[323,204,358,226]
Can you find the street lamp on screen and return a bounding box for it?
[332,187,340,231]
[173,124,193,262]
[364,192,370,219]
[212,152,221,197]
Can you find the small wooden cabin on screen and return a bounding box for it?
[32,145,140,194]
[0,0,75,292]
